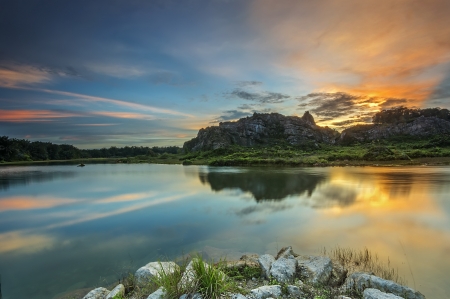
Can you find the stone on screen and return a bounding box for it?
[269,257,297,283]
[179,293,203,299]
[231,294,248,299]
[343,273,425,299]
[82,287,110,299]
[250,285,282,299]
[135,261,179,288]
[364,288,405,299]
[329,261,348,287]
[296,255,333,285]
[240,254,260,264]
[275,246,298,259]
[337,296,353,299]
[147,287,166,299]
[287,285,304,298]
[106,284,125,299]
[258,254,275,279]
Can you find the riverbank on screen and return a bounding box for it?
[74,246,425,299]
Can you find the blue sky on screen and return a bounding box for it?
[1,0,450,148]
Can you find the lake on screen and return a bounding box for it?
[0,164,449,299]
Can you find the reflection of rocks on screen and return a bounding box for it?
[199,169,326,201]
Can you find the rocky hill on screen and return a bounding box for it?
[183,112,338,152]
[183,107,450,152]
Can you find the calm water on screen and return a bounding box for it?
[0,164,449,299]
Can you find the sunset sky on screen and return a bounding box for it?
[1,0,450,148]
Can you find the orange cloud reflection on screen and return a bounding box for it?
[0,196,76,212]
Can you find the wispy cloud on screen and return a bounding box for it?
[0,64,52,87]
[0,109,84,122]
[226,88,290,104]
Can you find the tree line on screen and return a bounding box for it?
[373,107,450,124]
[0,136,181,162]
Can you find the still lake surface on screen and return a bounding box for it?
[0,164,449,299]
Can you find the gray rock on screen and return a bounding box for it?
[296,255,333,285]
[250,285,282,299]
[258,254,275,279]
[82,287,110,299]
[269,257,297,283]
[231,294,248,299]
[179,293,203,299]
[337,296,353,299]
[364,288,405,299]
[329,261,348,287]
[343,273,425,299]
[147,287,166,299]
[106,284,125,299]
[287,285,304,298]
[240,254,260,264]
[180,258,226,288]
[275,246,297,259]
[135,261,179,288]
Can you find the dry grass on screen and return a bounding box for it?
[322,246,406,285]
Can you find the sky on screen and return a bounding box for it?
[1,0,450,148]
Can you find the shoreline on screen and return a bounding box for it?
[2,156,450,167]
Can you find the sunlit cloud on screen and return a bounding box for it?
[250,0,450,103]
[0,64,52,87]
[92,111,156,120]
[96,191,157,203]
[0,109,83,122]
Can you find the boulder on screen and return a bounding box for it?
[275,246,298,259]
[287,285,304,298]
[250,285,282,299]
[296,255,333,285]
[82,287,110,299]
[337,296,353,299]
[258,254,275,279]
[329,261,348,287]
[180,258,226,288]
[147,287,166,299]
[135,261,179,288]
[269,257,297,283]
[364,288,405,299]
[179,293,203,299]
[106,284,125,299]
[343,273,425,299]
[231,294,248,299]
[240,254,260,264]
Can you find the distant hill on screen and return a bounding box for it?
[184,107,450,151]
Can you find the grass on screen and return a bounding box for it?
[151,255,240,299]
[322,246,406,285]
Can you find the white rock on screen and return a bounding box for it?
[296,255,333,284]
[147,287,166,299]
[231,294,248,299]
[364,288,405,299]
[179,258,226,288]
[343,273,425,299]
[250,285,282,299]
[179,293,203,299]
[135,261,179,288]
[269,257,297,283]
[258,254,275,279]
[83,287,110,299]
[337,296,353,299]
[287,285,304,298]
[106,284,125,299]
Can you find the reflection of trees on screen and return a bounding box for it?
[199,169,327,201]
[0,170,75,191]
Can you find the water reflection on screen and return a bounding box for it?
[199,168,326,201]
[0,165,449,299]
[0,168,75,191]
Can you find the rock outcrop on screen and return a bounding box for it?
[183,112,338,152]
[135,261,179,288]
[339,116,450,144]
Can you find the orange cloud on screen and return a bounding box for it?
[251,0,450,102]
[92,111,156,120]
[0,65,51,87]
[0,109,83,122]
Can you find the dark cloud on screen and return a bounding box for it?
[235,81,263,87]
[213,109,251,122]
[299,92,362,118]
[379,98,408,108]
[330,119,361,126]
[227,89,290,104]
[234,204,291,217]
[431,70,450,100]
